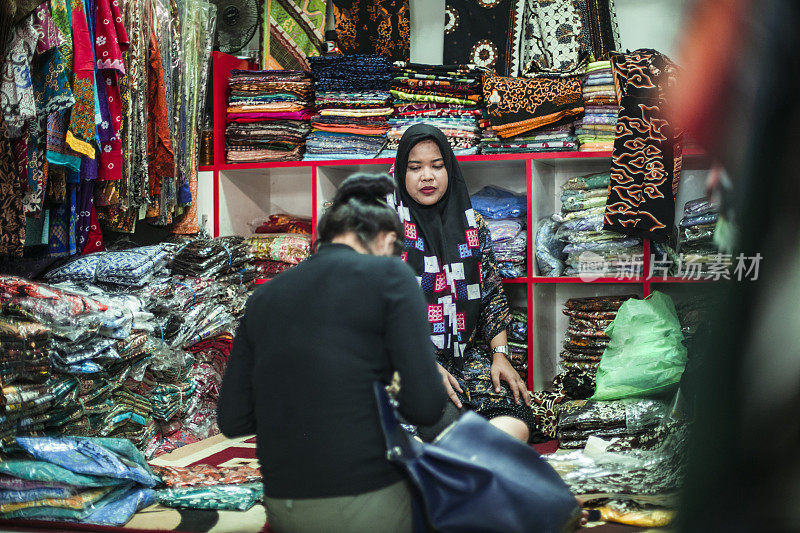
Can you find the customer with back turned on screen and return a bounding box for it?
[216,174,446,533]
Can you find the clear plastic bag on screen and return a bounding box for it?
[535,218,565,276]
[470,186,527,219]
[155,482,262,511]
[562,172,610,191]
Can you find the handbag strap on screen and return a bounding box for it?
[372,381,418,462]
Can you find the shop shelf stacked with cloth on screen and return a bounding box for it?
[556,295,637,397]
[542,172,643,278]
[479,122,578,154]
[386,62,485,157]
[225,70,314,163]
[305,55,393,160]
[577,61,618,152]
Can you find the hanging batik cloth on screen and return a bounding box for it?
[66,0,96,158]
[443,0,525,76]
[576,0,621,61]
[603,49,683,242]
[519,0,589,77]
[261,0,326,70]
[331,0,410,62]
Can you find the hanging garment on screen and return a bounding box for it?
[520,0,589,77]
[0,115,25,258]
[603,50,683,242]
[261,0,326,70]
[483,75,584,138]
[331,0,410,62]
[66,0,96,158]
[578,0,621,61]
[443,0,525,76]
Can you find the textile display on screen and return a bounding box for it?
[226,70,313,163]
[471,187,528,278]
[604,50,683,242]
[0,437,157,525]
[305,55,392,160]
[483,75,584,138]
[390,125,536,433]
[388,62,486,155]
[443,0,525,76]
[555,398,669,449]
[331,0,409,62]
[577,61,618,151]
[480,123,578,154]
[261,0,326,71]
[539,172,642,277]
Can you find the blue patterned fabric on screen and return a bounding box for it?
[45,245,168,286]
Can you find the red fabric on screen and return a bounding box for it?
[532,440,559,455]
[187,445,256,468]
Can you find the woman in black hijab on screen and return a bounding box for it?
[391,124,536,441]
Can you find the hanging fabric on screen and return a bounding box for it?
[331,0,410,62]
[261,0,326,70]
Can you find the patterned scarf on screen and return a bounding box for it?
[392,124,482,368]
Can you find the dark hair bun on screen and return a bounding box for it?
[332,173,395,207]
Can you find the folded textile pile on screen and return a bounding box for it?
[555,398,669,449]
[0,437,158,526]
[44,246,170,287]
[226,70,314,163]
[650,198,726,277]
[385,62,485,157]
[545,172,642,277]
[305,55,393,160]
[171,237,256,285]
[152,464,262,511]
[577,61,618,152]
[246,233,312,266]
[483,75,584,139]
[557,295,637,390]
[508,308,528,382]
[480,123,578,154]
[249,214,312,280]
[471,186,527,278]
[0,319,52,385]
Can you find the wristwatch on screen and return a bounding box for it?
[492,345,509,356]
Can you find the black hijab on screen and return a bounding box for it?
[393,124,482,367]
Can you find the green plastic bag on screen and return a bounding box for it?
[591,291,687,400]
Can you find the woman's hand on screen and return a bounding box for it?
[491,353,531,406]
[437,363,463,409]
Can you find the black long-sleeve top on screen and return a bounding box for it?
[217,243,446,498]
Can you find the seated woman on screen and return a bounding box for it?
[391,124,535,442]
[217,174,446,533]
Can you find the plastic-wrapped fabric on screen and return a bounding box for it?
[544,423,689,497]
[155,482,262,511]
[15,437,159,487]
[498,262,527,279]
[561,188,607,201]
[557,399,668,432]
[565,296,635,312]
[0,486,75,504]
[0,317,52,384]
[493,231,526,263]
[592,500,674,527]
[682,198,717,217]
[152,464,261,488]
[563,308,618,320]
[678,212,717,228]
[0,485,115,519]
[171,237,253,278]
[559,230,631,244]
[246,233,311,264]
[535,218,565,276]
[470,186,526,219]
[250,213,312,234]
[680,223,716,245]
[555,214,605,233]
[562,172,610,191]
[562,195,607,212]
[485,218,523,243]
[82,485,155,526]
[558,206,605,222]
[44,246,170,286]
[562,238,640,255]
[591,292,687,401]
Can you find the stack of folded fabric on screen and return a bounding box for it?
[44,246,171,287]
[651,198,725,277]
[483,75,584,141]
[0,318,52,385]
[171,237,255,284]
[386,62,484,157]
[479,123,578,154]
[551,172,642,277]
[226,70,314,163]
[151,464,262,511]
[249,214,312,280]
[558,295,636,385]
[471,186,527,278]
[508,308,528,382]
[306,55,393,160]
[555,397,669,449]
[246,233,312,268]
[0,436,158,526]
[577,61,618,152]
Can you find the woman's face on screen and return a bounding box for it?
[405,140,448,206]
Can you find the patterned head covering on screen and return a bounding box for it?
[392,124,482,367]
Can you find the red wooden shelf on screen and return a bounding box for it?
[648,276,718,283]
[501,277,527,284]
[530,276,646,283]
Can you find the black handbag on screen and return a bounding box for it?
[374,382,581,533]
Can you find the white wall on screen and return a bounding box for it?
[410,0,445,64]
